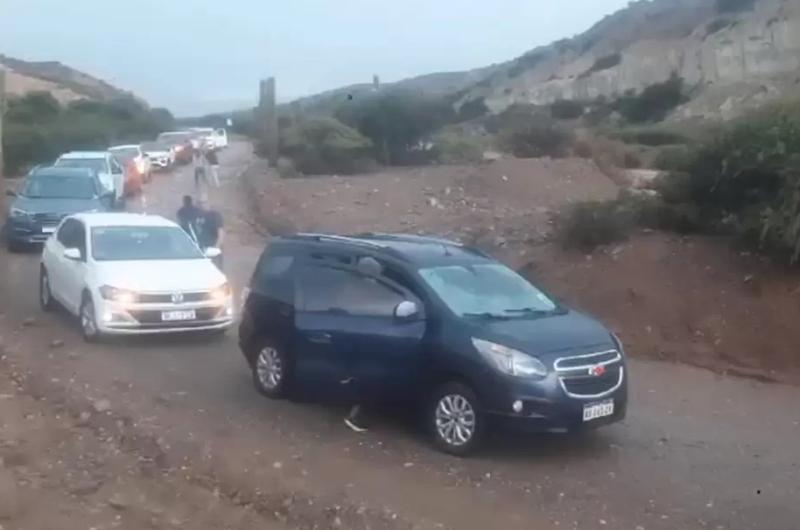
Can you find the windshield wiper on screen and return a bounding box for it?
[503,307,565,316]
[463,312,511,320]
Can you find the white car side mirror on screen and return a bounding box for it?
[63,248,82,261]
[204,247,222,258]
[395,300,419,320]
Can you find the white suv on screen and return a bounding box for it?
[54,152,125,205]
[40,213,234,341]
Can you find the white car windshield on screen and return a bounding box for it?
[91,226,204,261]
[110,148,139,160]
[56,158,107,173]
[419,263,558,318]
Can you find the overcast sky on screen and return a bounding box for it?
[2,0,630,117]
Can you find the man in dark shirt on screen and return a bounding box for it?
[195,197,225,269]
[177,195,200,241]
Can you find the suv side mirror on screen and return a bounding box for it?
[5,189,16,197]
[394,301,419,320]
[63,248,82,261]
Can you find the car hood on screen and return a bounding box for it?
[12,196,101,216]
[94,259,227,292]
[466,310,615,360]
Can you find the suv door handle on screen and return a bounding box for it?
[307,332,332,344]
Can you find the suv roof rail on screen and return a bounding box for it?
[352,232,463,247]
[289,233,389,249]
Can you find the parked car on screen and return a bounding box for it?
[109,144,152,183]
[156,132,194,165]
[39,213,234,341]
[188,127,228,150]
[54,151,125,206]
[238,233,628,455]
[4,167,114,251]
[141,141,175,170]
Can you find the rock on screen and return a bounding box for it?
[427,197,439,208]
[21,317,35,328]
[67,476,103,496]
[93,398,112,413]
[273,461,283,469]
[108,494,130,511]
[0,471,20,519]
[77,411,92,425]
[50,339,65,348]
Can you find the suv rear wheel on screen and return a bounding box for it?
[252,339,291,398]
[40,268,54,311]
[428,382,485,456]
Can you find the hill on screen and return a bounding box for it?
[0,54,134,103]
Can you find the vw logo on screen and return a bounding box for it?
[589,364,606,377]
[171,292,184,304]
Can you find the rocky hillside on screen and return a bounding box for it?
[457,0,800,121]
[0,55,132,103]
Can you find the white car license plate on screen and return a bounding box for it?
[42,226,56,234]
[583,400,614,422]
[161,310,196,322]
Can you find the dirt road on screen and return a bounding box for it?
[1,142,798,530]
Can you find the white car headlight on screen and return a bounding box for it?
[209,282,232,303]
[472,338,548,378]
[99,285,138,304]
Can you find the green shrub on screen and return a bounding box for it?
[498,119,572,158]
[433,127,486,164]
[557,200,634,251]
[457,98,489,121]
[579,53,622,78]
[616,74,686,123]
[2,92,174,174]
[280,117,374,175]
[336,91,452,165]
[614,126,689,146]
[653,145,692,171]
[550,99,584,120]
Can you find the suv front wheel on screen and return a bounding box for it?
[251,339,291,399]
[428,382,485,456]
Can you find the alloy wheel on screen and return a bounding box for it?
[435,393,477,447]
[256,346,283,390]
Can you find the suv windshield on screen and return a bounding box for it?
[22,175,97,199]
[56,158,107,173]
[419,263,558,318]
[91,226,204,261]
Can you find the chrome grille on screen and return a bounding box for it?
[555,350,624,398]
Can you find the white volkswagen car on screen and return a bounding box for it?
[40,213,234,341]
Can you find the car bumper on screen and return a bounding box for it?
[95,298,235,335]
[479,363,628,433]
[148,156,171,168]
[5,220,58,244]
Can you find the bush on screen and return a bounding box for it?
[614,126,689,146]
[616,74,686,123]
[550,99,584,120]
[433,127,486,164]
[579,53,622,78]
[498,119,572,158]
[280,117,374,175]
[716,0,756,14]
[336,91,452,165]
[457,98,489,121]
[2,92,174,174]
[652,145,692,171]
[557,200,634,251]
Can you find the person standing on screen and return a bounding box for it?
[177,195,200,240]
[205,148,220,188]
[195,197,225,269]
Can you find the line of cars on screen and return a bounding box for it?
[3,127,227,250]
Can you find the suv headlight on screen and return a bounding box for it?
[472,338,548,378]
[9,207,31,219]
[99,285,138,304]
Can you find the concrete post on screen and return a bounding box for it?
[259,77,278,166]
[0,69,6,218]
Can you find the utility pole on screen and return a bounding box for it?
[0,68,6,218]
[259,77,278,167]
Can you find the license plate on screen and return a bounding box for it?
[42,226,56,234]
[161,310,196,322]
[583,400,614,422]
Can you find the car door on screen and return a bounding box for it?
[48,219,82,312]
[109,156,125,200]
[292,264,354,400]
[59,220,89,313]
[330,265,426,402]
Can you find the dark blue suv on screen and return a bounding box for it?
[4,167,113,251]
[239,233,627,455]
